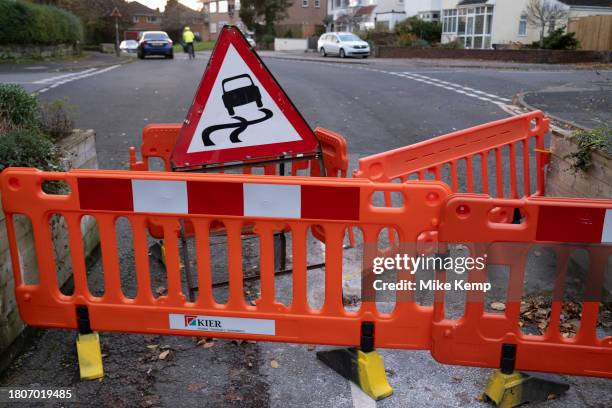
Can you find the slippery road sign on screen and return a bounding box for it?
[171,26,320,169]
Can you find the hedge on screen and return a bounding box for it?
[0,0,83,45]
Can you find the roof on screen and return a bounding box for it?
[457,0,488,5]
[175,2,205,17]
[355,5,376,16]
[126,1,161,16]
[557,0,611,7]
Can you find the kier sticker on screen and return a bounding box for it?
[171,26,319,169]
[169,314,275,335]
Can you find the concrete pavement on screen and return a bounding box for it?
[0,51,610,407]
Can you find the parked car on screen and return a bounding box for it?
[318,32,370,58]
[137,31,173,59]
[119,40,138,54]
[245,34,256,49]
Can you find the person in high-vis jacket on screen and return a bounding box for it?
[183,27,195,60]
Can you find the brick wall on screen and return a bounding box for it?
[375,47,612,63]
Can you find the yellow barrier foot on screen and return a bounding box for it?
[482,369,569,408]
[76,332,104,380]
[149,241,166,266]
[317,348,393,401]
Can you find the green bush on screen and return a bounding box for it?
[440,39,464,49]
[0,128,62,172]
[395,17,441,44]
[531,28,579,50]
[38,98,75,142]
[0,0,83,45]
[0,84,39,134]
[261,34,275,45]
[566,126,611,173]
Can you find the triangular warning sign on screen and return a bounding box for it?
[171,26,320,169]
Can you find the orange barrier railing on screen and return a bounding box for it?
[129,124,348,177]
[2,168,609,378]
[354,111,550,199]
[1,168,447,348]
[432,195,612,378]
[128,124,354,246]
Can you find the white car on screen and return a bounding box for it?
[119,40,138,54]
[318,32,370,58]
[245,34,256,49]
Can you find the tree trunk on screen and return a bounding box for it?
[539,25,545,48]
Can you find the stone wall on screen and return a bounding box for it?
[0,44,79,60]
[545,130,611,199]
[0,129,99,363]
[375,47,612,63]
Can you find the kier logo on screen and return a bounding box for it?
[184,315,222,329]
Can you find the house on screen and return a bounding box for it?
[404,0,442,22]
[174,2,208,41]
[409,0,612,49]
[275,0,328,37]
[328,0,405,32]
[124,1,162,39]
[202,0,327,39]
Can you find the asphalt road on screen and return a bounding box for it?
[1,53,611,408]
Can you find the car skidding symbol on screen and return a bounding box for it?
[201,73,273,147]
[222,74,263,116]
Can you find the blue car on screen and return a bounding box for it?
[137,31,174,59]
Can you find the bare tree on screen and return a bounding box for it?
[339,6,365,32]
[524,0,568,47]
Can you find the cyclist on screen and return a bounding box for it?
[183,27,195,60]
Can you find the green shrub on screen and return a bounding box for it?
[284,29,294,38]
[262,34,275,44]
[531,28,579,50]
[38,98,75,142]
[440,39,464,49]
[398,33,416,47]
[566,126,611,173]
[411,39,431,48]
[0,84,39,134]
[395,17,441,44]
[0,0,83,45]
[0,128,62,172]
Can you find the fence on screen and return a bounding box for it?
[568,15,612,52]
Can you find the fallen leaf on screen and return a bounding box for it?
[203,342,215,349]
[270,359,279,369]
[187,383,201,392]
[159,350,170,360]
[491,302,506,311]
[307,345,316,351]
[146,344,159,349]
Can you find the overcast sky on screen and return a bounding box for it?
[137,0,202,12]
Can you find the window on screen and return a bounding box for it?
[133,16,139,23]
[210,2,217,13]
[235,0,240,10]
[302,0,308,6]
[146,16,158,23]
[219,0,228,13]
[315,0,320,7]
[210,22,217,33]
[519,14,527,36]
[442,9,458,34]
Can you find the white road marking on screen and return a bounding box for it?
[350,382,376,408]
[32,65,120,94]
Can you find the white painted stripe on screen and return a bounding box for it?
[131,179,188,214]
[602,209,612,243]
[243,183,300,218]
[33,68,97,84]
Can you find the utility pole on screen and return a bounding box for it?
[111,7,122,57]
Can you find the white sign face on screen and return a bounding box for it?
[168,314,276,335]
[187,45,303,153]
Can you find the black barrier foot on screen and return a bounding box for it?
[482,369,569,408]
[317,348,393,400]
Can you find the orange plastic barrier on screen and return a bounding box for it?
[129,124,348,177]
[1,168,447,349]
[354,111,550,199]
[2,168,609,378]
[129,124,354,245]
[433,195,612,378]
